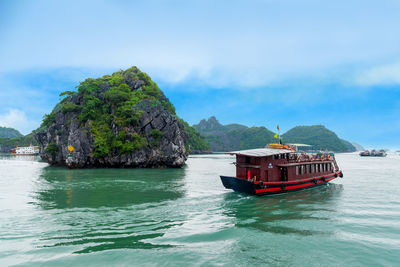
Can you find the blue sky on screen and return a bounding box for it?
[1,0,400,148]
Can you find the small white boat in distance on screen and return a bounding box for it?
[11,144,39,155]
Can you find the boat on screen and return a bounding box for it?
[220,144,343,196]
[375,150,387,157]
[11,144,39,155]
[359,149,387,157]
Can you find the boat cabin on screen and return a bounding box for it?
[228,148,338,183]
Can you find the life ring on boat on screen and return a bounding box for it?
[327,155,331,160]
[313,178,318,184]
[321,155,325,161]
[296,155,300,162]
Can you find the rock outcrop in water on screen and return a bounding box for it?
[35,67,189,168]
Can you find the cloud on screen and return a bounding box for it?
[2,0,400,88]
[0,109,39,135]
[354,62,400,86]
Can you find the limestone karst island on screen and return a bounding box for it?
[35,67,201,168]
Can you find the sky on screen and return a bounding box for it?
[1,0,400,148]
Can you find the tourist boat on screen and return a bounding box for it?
[11,144,39,155]
[359,149,387,157]
[220,144,343,195]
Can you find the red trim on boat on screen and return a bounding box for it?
[255,171,340,185]
[254,173,339,194]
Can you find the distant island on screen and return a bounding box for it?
[34,66,207,168]
[0,126,23,139]
[193,116,357,152]
[0,127,37,153]
[1,113,361,157]
[1,79,362,159]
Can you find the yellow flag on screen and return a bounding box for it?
[274,133,278,138]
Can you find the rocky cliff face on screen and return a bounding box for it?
[35,67,188,168]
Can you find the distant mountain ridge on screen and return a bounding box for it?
[281,125,356,152]
[0,126,23,139]
[351,142,365,151]
[193,117,356,152]
[193,116,276,151]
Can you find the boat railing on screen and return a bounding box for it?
[285,156,334,164]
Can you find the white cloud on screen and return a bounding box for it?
[354,62,400,86]
[2,0,400,88]
[0,109,39,135]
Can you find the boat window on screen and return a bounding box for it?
[296,166,299,175]
[311,164,315,173]
[306,164,310,173]
[320,164,323,172]
[327,163,331,171]
[301,165,305,174]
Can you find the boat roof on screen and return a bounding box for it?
[227,148,293,157]
[286,143,312,147]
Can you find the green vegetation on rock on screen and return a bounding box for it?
[41,112,56,130]
[0,126,23,139]
[193,117,356,152]
[45,142,58,156]
[47,67,177,158]
[193,116,275,151]
[180,120,209,152]
[36,66,208,163]
[150,129,162,147]
[281,125,356,152]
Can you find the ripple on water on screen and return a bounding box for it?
[1,153,400,266]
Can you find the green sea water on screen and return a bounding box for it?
[0,153,399,266]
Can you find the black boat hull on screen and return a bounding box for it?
[220,171,342,196]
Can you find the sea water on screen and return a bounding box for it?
[0,153,399,266]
